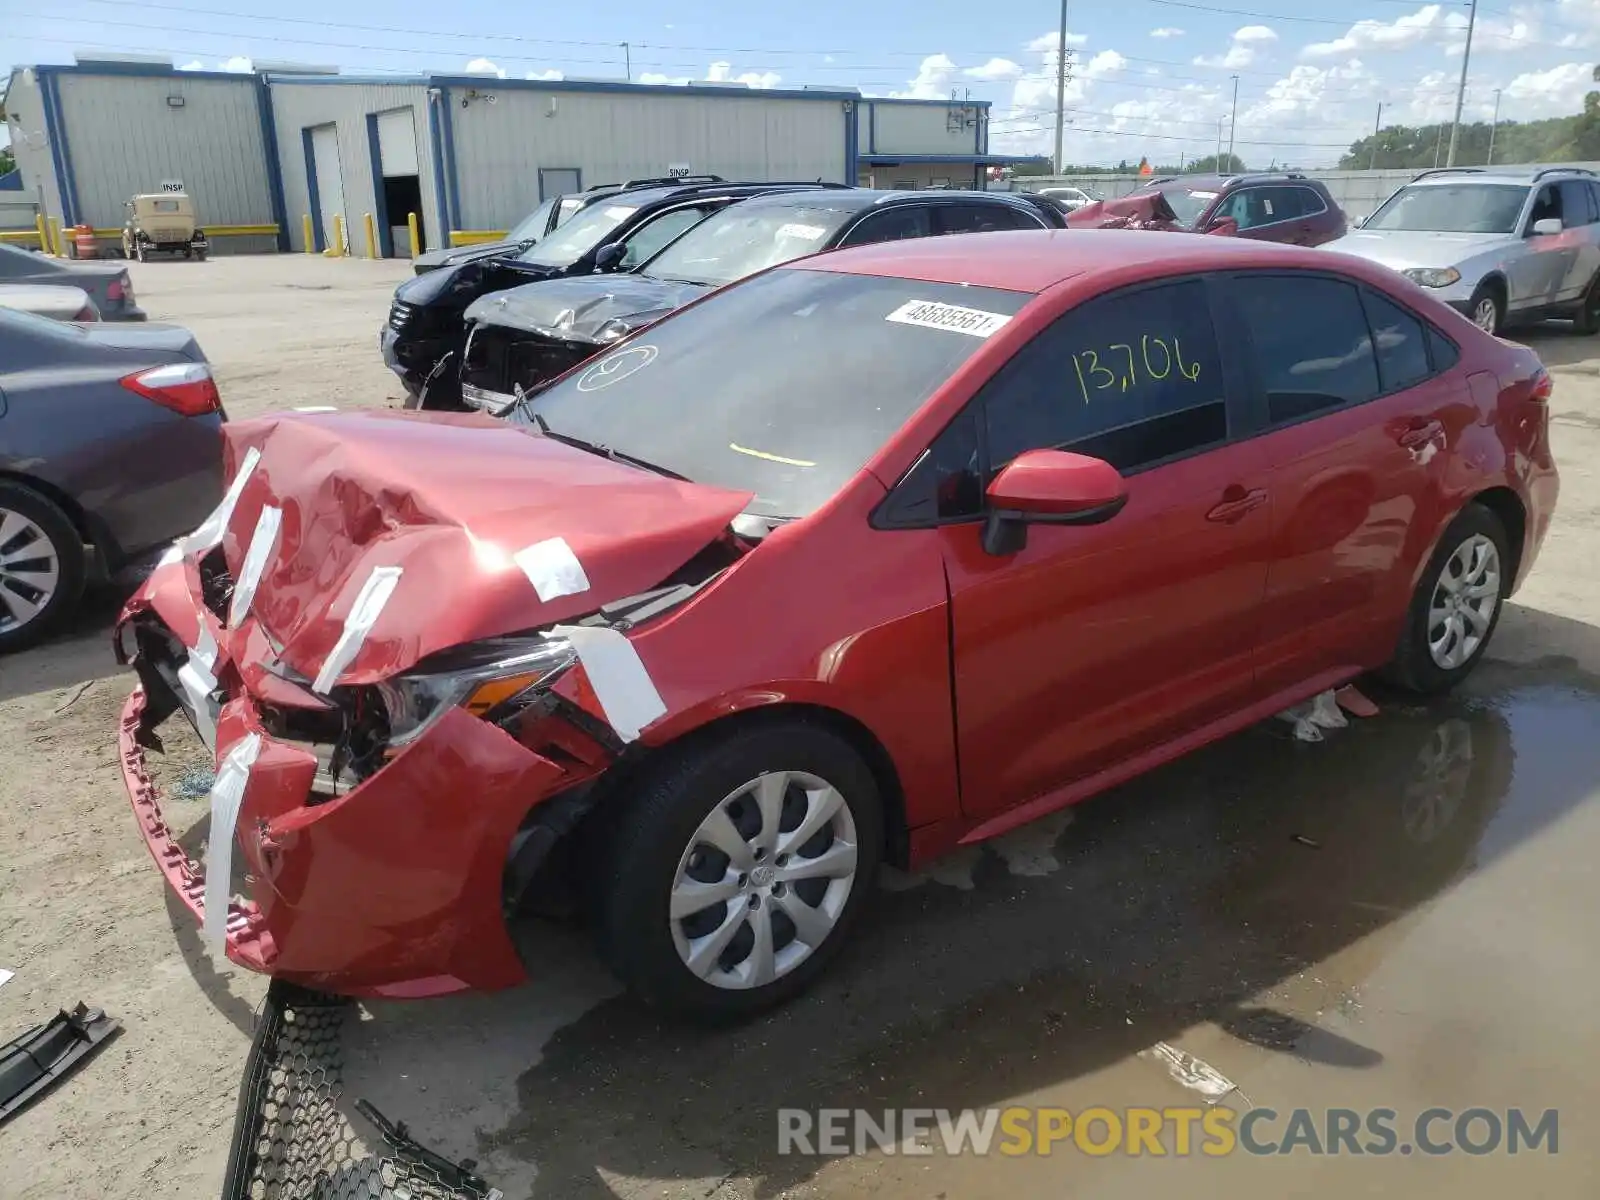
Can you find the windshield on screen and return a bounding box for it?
[640,200,857,286]
[507,198,556,243]
[1365,183,1529,233]
[1149,185,1218,228]
[556,196,587,226]
[515,268,1030,518]
[517,201,637,266]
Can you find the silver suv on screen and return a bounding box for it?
[1326,165,1600,335]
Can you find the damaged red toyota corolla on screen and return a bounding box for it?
[115,230,1558,1020]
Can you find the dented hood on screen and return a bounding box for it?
[216,410,753,685]
[1064,192,1183,230]
[463,273,711,343]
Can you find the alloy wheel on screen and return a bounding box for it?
[0,507,61,635]
[669,770,860,990]
[1472,297,1498,332]
[1427,533,1500,670]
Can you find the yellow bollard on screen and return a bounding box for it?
[48,217,62,257]
[328,213,346,258]
[35,214,49,254]
[302,213,315,253]
[364,212,378,259]
[407,212,420,259]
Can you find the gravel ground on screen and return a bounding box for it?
[2,254,1600,1200]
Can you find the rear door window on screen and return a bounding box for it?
[838,205,934,247]
[982,278,1228,475]
[1360,289,1432,392]
[1294,186,1327,217]
[1560,180,1599,226]
[936,204,1043,234]
[1231,274,1379,424]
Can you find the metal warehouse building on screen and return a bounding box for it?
[4,54,1040,257]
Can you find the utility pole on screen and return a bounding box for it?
[1434,121,1445,167]
[1054,0,1070,175]
[1216,116,1224,166]
[1446,0,1478,166]
[1226,74,1239,170]
[1487,87,1502,165]
[1369,102,1383,170]
[621,42,631,82]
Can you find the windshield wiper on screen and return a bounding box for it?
[526,412,691,481]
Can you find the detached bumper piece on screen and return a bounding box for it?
[0,1003,120,1127]
[222,981,502,1200]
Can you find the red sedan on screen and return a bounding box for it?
[116,230,1558,1020]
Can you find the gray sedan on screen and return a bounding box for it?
[0,308,223,651]
[0,242,146,321]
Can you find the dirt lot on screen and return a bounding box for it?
[3,254,1600,1199]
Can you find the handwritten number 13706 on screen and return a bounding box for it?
[1071,335,1201,405]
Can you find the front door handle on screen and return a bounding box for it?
[1206,487,1268,524]
[1396,419,1444,449]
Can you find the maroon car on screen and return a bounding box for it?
[1073,172,1347,246]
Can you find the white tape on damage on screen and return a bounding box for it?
[514,536,591,604]
[181,445,262,556]
[312,566,404,694]
[178,657,219,751]
[202,731,262,957]
[546,624,666,742]
[228,505,282,627]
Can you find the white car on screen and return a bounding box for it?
[0,283,100,321]
[1036,186,1097,211]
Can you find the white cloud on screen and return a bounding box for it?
[1504,60,1597,115]
[1028,29,1090,52]
[176,60,203,72]
[1149,27,1185,39]
[965,57,1024,81]
[220,56,253,73]
[525,69,563,81]
[1302,5,1453,58]
[1083,50,1129,79]
[465,57,507,78]
[891,53,962,99]
[1195,24,1280,69]
[706,61,782,88]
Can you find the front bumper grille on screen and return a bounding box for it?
[460,327,594,396]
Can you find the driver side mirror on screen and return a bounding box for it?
[1205,216,1239,237]
[981,449,1128,556]
[1531,217,1563,236]
[593,243,627,271]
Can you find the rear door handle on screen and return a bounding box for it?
[1396,419,1444,449]
[1206,488,1268,524]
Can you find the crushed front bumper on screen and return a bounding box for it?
[115,554,590,998]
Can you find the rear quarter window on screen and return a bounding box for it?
[1232,274,1380,424]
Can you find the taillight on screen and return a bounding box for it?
[120,362,221,416]
[1530,368,1552,403]
[107,275,127,302]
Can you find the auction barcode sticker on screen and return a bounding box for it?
[886,299,1011,338]
[777,222,827,240]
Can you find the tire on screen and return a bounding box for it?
[134,241,147,263]
[594,719,884,1022]
[0,482,87,654]
[1573,275,1600,336]
[1466,282,1503,335]
[182,246,193,261]
[1384,503,1510,694]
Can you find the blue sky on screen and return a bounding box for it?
[4,0,1598,166]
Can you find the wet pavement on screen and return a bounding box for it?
[336,659,1600,1199]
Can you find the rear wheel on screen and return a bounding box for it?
[0,482,86,654]
[1466,282,1503,335]
[1384,503,1510,694]
[594,720,883,1022]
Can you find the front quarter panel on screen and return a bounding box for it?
[616,480,963,834]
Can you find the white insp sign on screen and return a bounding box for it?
[885,299,1011,338]
[160,179,185,193]
[666,163,692,178]
[776,222,827,240]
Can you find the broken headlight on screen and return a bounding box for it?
[376,635,575,748]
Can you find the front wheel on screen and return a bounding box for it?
[1466,283,1503,335]
[594,721,883,1022]
[0,482,86,654]
[1384,503,1510,694]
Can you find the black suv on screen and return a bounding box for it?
[409,174,730,276]
[382,178,846,406]
[450,187,1064,414]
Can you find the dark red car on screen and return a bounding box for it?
[116,230,1556,1020]
[1071,172,1348,246]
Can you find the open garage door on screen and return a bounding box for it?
[375,109,423,258]
[308,124,347,254]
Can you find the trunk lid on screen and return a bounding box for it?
[82,321,202,361]
[217,410,753,685]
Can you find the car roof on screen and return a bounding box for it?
[1147,172,1321,191]
[1403,166,1592,187]
[730,187,1035,214]
[795,227,1374,294]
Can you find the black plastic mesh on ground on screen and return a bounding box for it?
[222,981,501,1200]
